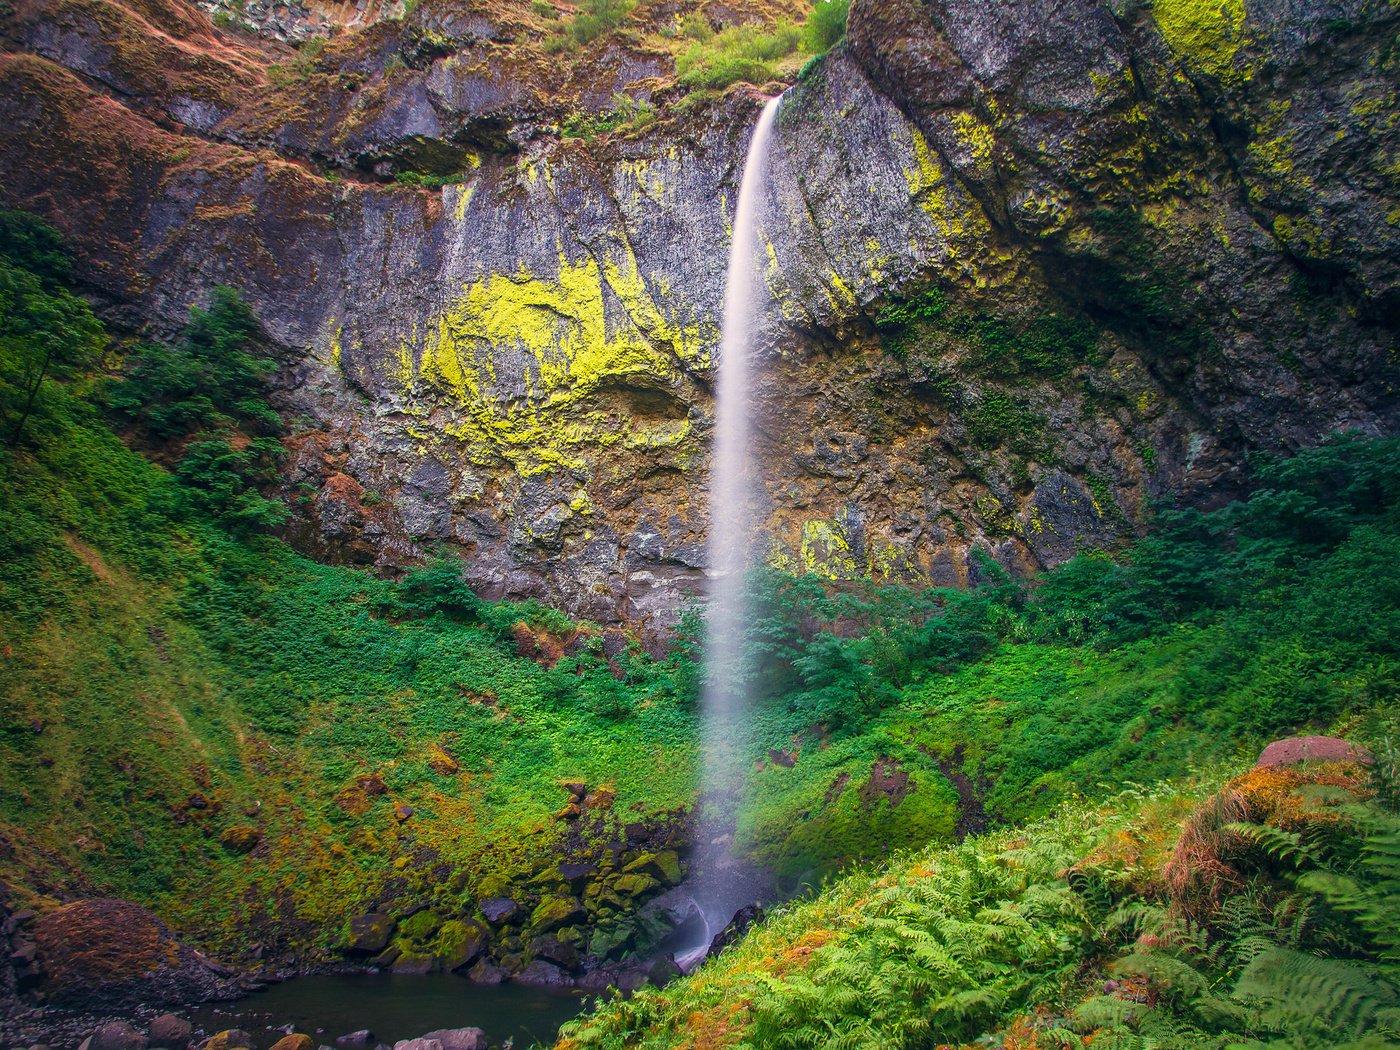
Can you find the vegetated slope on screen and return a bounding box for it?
[0,217,703,968]
[559,757,1400,1049]
[707,432,1400,885]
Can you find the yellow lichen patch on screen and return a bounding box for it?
[950,111,996,178]
[406,249,707,476]
[1150,0,1249,84]
[800,520,861,580]
[900,126,991,250]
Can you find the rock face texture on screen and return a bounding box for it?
[0,0,1396,626]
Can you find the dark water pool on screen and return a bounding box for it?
[190,973,590,1049]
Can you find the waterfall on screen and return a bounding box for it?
[676,94,784,973]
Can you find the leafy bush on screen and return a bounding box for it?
[676,20,803,90]
[107,286,286,529]
[801,0,848,55]
[568,0,635,44]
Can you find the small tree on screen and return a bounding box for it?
[0,211,103,449]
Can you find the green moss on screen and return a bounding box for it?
[1150,0,1249,84]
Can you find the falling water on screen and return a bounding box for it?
[676,95,784,972]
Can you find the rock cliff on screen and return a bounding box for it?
[1,0,1396,627]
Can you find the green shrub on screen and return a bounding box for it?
[568,0,635,44]
[676,20,802,90]
[801,0,848,55]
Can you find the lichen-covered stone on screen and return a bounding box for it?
[528,895,585,933]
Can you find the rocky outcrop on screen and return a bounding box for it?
[0,0,1395,628]
[29,898,241,1012]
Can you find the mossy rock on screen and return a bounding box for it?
[614,873,659,897]
[345,912,395,954]
[399,910,444,944]
[587,920,634,959]
[268,1036,315,1050]
[621,850,681,885]
[529,895,585,933]
[475,874,514,899]
[432,919,489,971]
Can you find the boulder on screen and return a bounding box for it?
[621,851,682,885]
[269,1037,316,1050]
[516,960,572,986]
[433,919,488,971]
[464,958,508,984]
[390,1041,441,1050]
[390,954,434,975]
[478,897,518,925]
[147,1015,193,1049]
[83,1023,148,1050]
[200,1033,253,1050]
[614,873,659,897]
[334,1033,373,1046]
[416,1031,486,1050]
[33,899,238,1011]
[528,933,580,970]
[346,913,395,954]
[529,895,585,932]
[1256,735,1374,768]
[556,862,597,891]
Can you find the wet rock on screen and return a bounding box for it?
[269,1037,316,1050]
[556,862,598,891]
[416,1030,486,1050]
[707,904,762,958]
[200,1033,253,1050]
[346,913,395,954]
[647,956,682,987]
[390,954,434,976]
[528,933,580,971]
[516,960,572,986]
[390,1041,441,1050]
[334,1033,373,1046]
[147,1014,193,1049]
[478,897,518,925]
[81,1022,148,1050]
[464,958,507,984]
[1256,736,1373,768]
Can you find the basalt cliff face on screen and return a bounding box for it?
[1,0,1396,628]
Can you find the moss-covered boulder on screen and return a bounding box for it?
[614,873,659,897]
[529,895,585,933]
[621,850,682,885]
[432,919,489,971]
[398,909,444,944]
[345,913,395,954]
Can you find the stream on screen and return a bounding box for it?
[190,973,589,1049]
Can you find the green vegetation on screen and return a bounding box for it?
[800,0,848,56]
[0,211,103,450]
[568,0,637,45]
[562,759,1400,1048]
[676,19,803,90]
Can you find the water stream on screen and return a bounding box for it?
[675,94,784,971]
